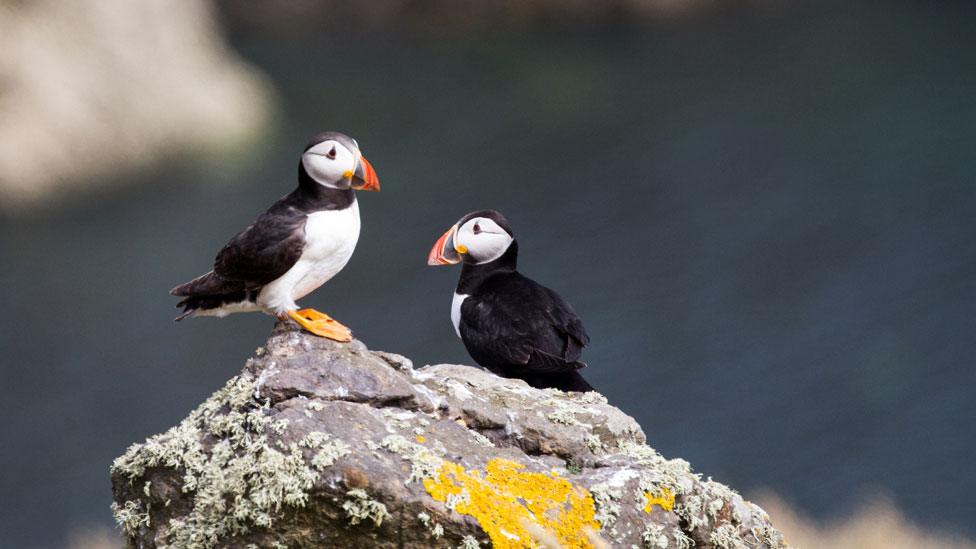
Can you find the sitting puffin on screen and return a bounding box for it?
[170,131,379,341]
[427,210,593,392]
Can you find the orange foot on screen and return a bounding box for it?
[285,308,352,342]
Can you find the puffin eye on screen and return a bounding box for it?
[473,223,482,235]
[327,146,337,159]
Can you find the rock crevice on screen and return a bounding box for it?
[111,323,788,548]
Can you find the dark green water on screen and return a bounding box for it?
[2,2,975,546]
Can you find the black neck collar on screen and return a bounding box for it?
[456,240,519,294]
[292,161,356,211]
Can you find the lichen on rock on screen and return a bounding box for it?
[423,458,598,548]
[342,489,391,526]
[111,371,325,546]
[111,322,790,548]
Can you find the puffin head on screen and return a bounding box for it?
[427,209,515,266]
[301,132,380,191]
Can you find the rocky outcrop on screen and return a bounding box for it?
[111,323,789,548]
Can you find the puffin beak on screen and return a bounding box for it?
[427,224,462,265]
[351,156,380,191]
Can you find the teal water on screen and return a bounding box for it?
[2,2,975,546]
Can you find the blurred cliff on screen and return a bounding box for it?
[756,495,976,549]
[0,0,272,210]
[216,0,765,31]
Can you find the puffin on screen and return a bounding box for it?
[170,131,379,341]
[427,210,593,392]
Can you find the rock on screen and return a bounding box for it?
[111,322,789,548]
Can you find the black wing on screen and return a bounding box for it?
[213,207,307,287]
[460,272,589,374]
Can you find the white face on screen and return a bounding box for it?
[455,217,514,264]
[301,140,359,188]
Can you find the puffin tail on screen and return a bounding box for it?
[173,300,197,321]
[170,271,224,296]
[552,371,594,393]
[170,271,251,321]
[521,370,594,393]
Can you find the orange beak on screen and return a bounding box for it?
[427,224,461,265]
[351,156,380,191]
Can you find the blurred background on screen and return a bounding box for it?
[1,0,974,547]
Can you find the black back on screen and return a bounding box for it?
[455,238,593,392]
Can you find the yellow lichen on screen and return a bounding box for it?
[423,458,599,549]
[415,435,427,443]
[643,487,675,513]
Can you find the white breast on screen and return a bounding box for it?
[451,292,468,338]
[258,201,361,313]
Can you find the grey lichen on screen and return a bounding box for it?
[585,433,606,453]
[546,407,579,425]
[303,400,324,417]
[299,430,351,471]
[298,431,330,448]
[565,457,584,475]
[378,434,443,483]
[703,478,738,517]
[676,494,707,531]
[752,520,783,547]
[381,408,417,433]
[708,497,726,518]
[640,523,668,549]
[111,499,150,535]
[110,373,322,548]
[590,482,623,528]
[709,523,749,549]
[542,397,582,426]
[458,534,481,549]
[617,441,694,496]
[418,511,445,539]
[577,391,608,405]
[342,489,391,527]
[467,428,495,447]
[445,490,471,512]
[673,528,694,549]
[311,443,350,470]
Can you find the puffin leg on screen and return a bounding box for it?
[283,308,352,342]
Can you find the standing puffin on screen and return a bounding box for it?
[427,210,593,392]
[170,131,379,341]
